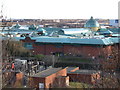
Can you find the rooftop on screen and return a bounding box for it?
[84,16,100,28]
[67,67,79,73]
[30,67,63,77]
[68,69,101,75]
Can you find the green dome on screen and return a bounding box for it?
[84,16,100,28]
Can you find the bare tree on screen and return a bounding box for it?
[93,44,120,88]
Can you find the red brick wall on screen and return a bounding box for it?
[67,73,100,84]
[45,68,67,88]
[21,37,113,58]
[33,44,45,55]
[29,68,67,88]
[32,44,113,59]
[29,77,45,88]
[45,45,64,55]
[56,76,69,87]
[34,45,111,56]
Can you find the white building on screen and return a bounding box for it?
[109,19,119,27]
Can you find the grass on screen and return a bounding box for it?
[69,82,91,88]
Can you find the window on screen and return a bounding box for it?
[24,43,33,49]
[115,20,118,23]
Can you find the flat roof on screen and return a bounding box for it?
[30,67,63,77]
[68,69,101,75]
[67,67,79,73]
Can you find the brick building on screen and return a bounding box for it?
[21,36,114,60]
[67,67,100,84]
[29,67,69,89]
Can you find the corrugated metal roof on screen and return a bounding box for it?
[35,36,114,45]
[109,37,119,43]
[59,28,90,35]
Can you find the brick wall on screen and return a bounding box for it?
[33,44,112,59]
[29,68,67,88]
[45,68,67,88]
[68,73,100,84]
[29,77,45,88]
[21,37,113,59]
[56,76,69,87]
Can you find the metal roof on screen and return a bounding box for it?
[58,28,90,35]
[35,36,114,45]
[109,37,119,43]
[42,27,62,34]
[101,30,113,34]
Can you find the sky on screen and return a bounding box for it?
[0,0,119,19]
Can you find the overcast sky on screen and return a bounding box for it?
[0,0,119,19]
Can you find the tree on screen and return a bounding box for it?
[93,44,120,88]
[42,55,59,67]
[2,39,30,88]
[2,39,30,59]
[34,54,44,61]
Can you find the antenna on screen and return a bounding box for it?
[0,3,4,19]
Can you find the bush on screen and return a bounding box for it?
[34,54,44,60]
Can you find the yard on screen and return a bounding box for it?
[69,82,92,88]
